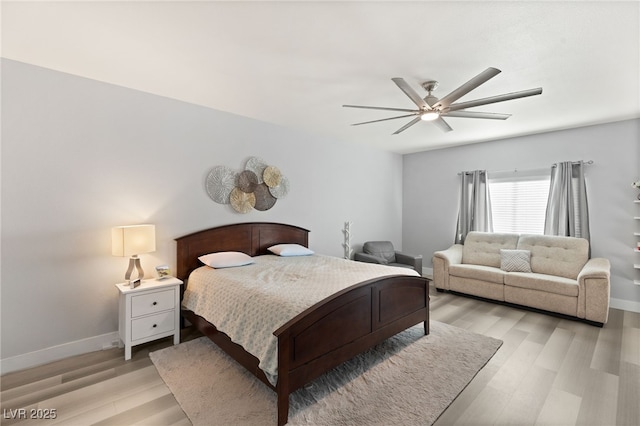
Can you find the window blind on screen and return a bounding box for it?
[488,172,550,235]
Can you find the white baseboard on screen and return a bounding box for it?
[0,331,120,375]
[610,298,640,313]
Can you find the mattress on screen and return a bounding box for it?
[181,254,419,385]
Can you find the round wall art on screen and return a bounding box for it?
[205,156,290,214]
[205,165,237,204]
[263,166,282,188]
[229,187,256,213]
[253,184,277,211]
[236,170,259,193]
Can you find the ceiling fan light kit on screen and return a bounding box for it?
[420,111,439,121]
[343,67,542,134]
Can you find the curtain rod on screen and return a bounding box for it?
[551,160,594,168]
[458,160,594,175]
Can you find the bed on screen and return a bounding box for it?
[176,222,429,425]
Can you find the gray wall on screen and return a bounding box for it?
[403,119,640,310]
[1,59,404,362]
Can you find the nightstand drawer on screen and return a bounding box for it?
[131,311,175,341]
[131,288,176,317]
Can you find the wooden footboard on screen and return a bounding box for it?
[274,274,429,425]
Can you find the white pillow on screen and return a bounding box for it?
[500,249,532,273]
[198,251,254,268]
[268,244,314,257]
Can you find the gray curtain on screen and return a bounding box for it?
[455,170,493,244]
[544,161,590,243]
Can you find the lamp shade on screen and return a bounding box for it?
[112,224,156,257]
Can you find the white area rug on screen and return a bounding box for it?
[150,321,502,425]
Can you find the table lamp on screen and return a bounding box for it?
[112,224,156,282]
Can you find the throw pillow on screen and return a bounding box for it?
[500,249,532,273]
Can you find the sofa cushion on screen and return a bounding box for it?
[517,234,588,280]
[450,277,505,301]
[504,272,579,297]
[449,264,506,284]
[500,249,532,272]
[462,232,519,268]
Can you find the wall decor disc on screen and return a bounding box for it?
[205,166,237,204]
[236,170,259,193]
[269,175,290,198]
[263,166,282,188]
[245,157,268,184]
[229,187,256,213]
[253,183,277,211]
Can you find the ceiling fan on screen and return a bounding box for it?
[343,67,542,134]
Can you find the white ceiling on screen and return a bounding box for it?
[2,1,639,154]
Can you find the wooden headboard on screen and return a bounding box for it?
[175,222,310,281]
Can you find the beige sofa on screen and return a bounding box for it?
[433,232,610,325]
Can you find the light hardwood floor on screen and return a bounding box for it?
[2,285,639,425]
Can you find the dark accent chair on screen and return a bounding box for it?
[354,241,423,275]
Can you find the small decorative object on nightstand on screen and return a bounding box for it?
[155,264,171,279]
[116,277,183,360]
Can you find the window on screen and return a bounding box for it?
[488,170,550,235]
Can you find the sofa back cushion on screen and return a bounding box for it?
[517,234,588,280]
[363,241,396,264]
[462,232,519,268]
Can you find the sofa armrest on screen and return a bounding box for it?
[354,252,387,265]
[432,244,463,291]
[578,257,610,280]
[577,257,610,324]
[433,244,463,265]
[395,251,423,275]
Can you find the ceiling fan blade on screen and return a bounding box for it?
[351,113,419,126]
[342,104,419,113]
[392,116,423,134]
[432,116,453,132]
[447,88,543,112]
[444,111,511,120]
[391,78,428,109]
[432,67,501,109]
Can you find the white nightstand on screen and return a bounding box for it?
[115,277,183,360]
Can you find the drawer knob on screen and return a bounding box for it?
[152,302,157,306]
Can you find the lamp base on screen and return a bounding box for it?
[125,255,145,287]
